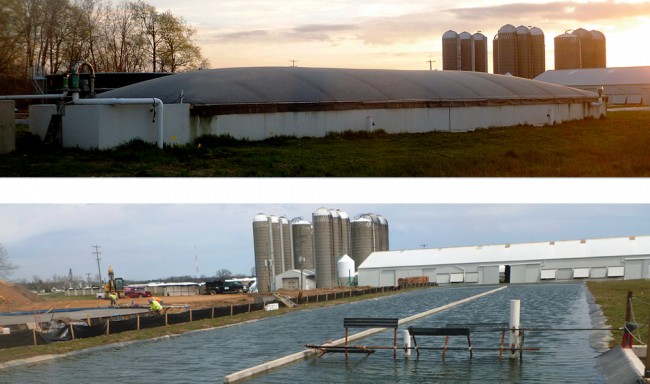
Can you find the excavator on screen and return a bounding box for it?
[102,266,124,299]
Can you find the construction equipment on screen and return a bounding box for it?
[102,266,124,299]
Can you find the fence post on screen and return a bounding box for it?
[165,312,168,326]
[69,324,75,340]
[32,328,37,346]
[190,309,193,322]
[106,319,110,336]
[137,315,140,330]
[86,313,91,326]
[230,305,233,316]
[212,305,215,319]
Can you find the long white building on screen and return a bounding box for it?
[358,235,650,287]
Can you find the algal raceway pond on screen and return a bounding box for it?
[0,284,608,383]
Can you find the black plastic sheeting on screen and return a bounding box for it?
[0,303,261,350]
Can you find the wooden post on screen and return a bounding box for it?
[137,315,140,330]
[86,313,91,326]
[33,328,37,346]
[190,309,193,322]
[212,305,215,319]
[165,312,168,326]
[69,323,75,340]
[248,303,251,312]
[106,320,110,336]
[230,305,233,316]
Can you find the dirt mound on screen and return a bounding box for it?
[0,280,43,305]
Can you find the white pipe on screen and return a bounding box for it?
[71,94,164,149]
[0,92,67,100]
[509,299,521,360]
[403,329,411,357]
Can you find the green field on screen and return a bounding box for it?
[2,110,650,176]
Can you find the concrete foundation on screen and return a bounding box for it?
[0,101,15,154]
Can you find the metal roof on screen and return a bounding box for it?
[358,235,650,269]
[99,66,597,106]
[535,66,650,87]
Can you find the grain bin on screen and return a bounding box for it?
[473,33,488,72]
[350,216,374,268]
[442,30,460,70]
[291,218,314,270]
[496,24,518,75]
[337,254,356,286]
[459,32,474,71]
[339,210,350,257]
[313,207,335,288]
[591,30,606,68]
[572,28,594,68]
[377,215,389,250]
[253,214,273,293]
[270,215,283,276]
[554,32,581,69]
[493,34,500,75]
[280,216,292,271]
[516,26,531,78]
[529,27,545,78]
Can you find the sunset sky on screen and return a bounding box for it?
[151,0,650,71]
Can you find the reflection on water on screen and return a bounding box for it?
[1,284,606,384]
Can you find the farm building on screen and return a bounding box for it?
[535,66,650,105]
[28,67,606,149]
[357,235,650,287]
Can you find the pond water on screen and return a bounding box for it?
[0,284,607,384]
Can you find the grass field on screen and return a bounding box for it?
[586,279,650,347]
[1,110,649,177]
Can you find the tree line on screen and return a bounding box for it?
[0,0,208,92]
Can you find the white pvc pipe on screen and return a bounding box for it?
[509,299,521,360]
[71,94,164,149]
[403,329,411,357]
[0,92,67,100]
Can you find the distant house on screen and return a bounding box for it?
[535,66,650,105]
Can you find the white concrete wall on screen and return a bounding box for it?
[192,102,606,141]
[30,101,606,148]
[0,101,15,154]
[30,103,190,149]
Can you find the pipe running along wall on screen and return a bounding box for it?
[70,94,164,149]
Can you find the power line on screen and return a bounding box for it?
[91,245,102,284]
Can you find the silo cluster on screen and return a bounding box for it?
[554,29,606,70]
[493,25,545,78]
[442,30,488,72]
[252,208,389,292]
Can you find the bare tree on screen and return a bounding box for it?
[215,269,232,281]
[0,243,17,279]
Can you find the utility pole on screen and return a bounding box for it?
[92,245,102,284]
[426,59,436,70]
[290,59,298,67]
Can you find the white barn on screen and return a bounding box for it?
[357,235,650,287]
[29,67,605,149]
[535,66,650,105]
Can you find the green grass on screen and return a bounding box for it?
[2,110,650,176]
[586,279,650,347]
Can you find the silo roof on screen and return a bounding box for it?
[99,67,598,114]
[535,66,650,87]
[359,235,650,269]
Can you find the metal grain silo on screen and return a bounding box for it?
[280,216,292,271]
[253,214,273,293]
[529,27,545,78]
[554,32,581,70]
[442,30,460,70]
[329,209,342,281]
[377,215,389,250]
[350,216,374,268]
[496,24,518,75]
[337,254,355,286]
[473,32,488,72]
[493,34,500,74]
[338,210,350,257]
[591,30,606,68]
[516,26,531,78]
[270,215,283,276]
[291,218,314,270]
[459,32,474,71]
[572,28,594,68]
[313,207,334,288]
